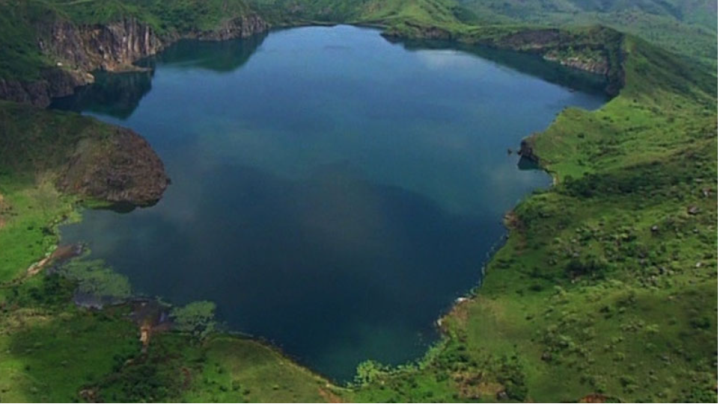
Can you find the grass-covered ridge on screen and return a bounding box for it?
[0,0,716,401]
[0,0,263,80]
[456,0,718,65]
[251,0,717,66]
[348,25,718,404]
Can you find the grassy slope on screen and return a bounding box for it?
[0,0,261,79]
[253,0,474,30]
[0,279,139,402]
[0,102,115,284]
[350,27,718,404]
[457,0,718,65]
[0,272,335,402]
[0,100,339,402]
[0,0,716,402]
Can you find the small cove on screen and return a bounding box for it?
[54,25,607,381]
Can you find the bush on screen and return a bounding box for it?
[171,301,217,339]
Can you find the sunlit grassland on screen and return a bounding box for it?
[0,0,715,401]
[350,28,717,403]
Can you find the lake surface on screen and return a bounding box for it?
[56,25,606,381]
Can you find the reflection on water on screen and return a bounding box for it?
[395,38,610,95]
[53,70,154,119]
[139,32,267,72]
[57,25,607,381]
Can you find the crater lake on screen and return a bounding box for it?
[55,25,607,381]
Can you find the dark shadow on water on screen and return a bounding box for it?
[50,33,268,118]
[389,37,610,96]
[517,156,543,171]
[137,32,268,72]
[87,199,162,214]
[50,28,607,121]
[50,70,153,119]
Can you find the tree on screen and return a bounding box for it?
[170,301,217,339]
[354,360,388,386]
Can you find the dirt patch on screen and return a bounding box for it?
[79,388,100,403]
[26,244,83,277]
[0,193,7,229]
[318,387,343,403]
[181,367,193,389]
[443,297,472,328]
[503,211,528,251]
[452,370,504,400]
[129,300,172,352]
[580,393,608,403]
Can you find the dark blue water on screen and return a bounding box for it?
[56,25,606,381]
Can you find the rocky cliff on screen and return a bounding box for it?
[193,15,269,41]
[386,25,625,96]
[518,137,540,164]
[40,19,165,73]
[1,15,269,107]
[57,127,169,206]
[491,29,619,78]
[542,53,609,75]
[0,102,169,206]
[0,68,94,108]
[382,22,454,41]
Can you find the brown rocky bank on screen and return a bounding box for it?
[1,15,269,107]
[1,18,621,208]
[383,25,624,96]
[57,127,169,206]
[0,102,169,206]
[0,14,269,206]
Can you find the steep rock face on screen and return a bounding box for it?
[497,29,563,51]
[40,15,270,73]
[543,53,609,75]
[0,101,170,206]
[40,19,165,72]
[0,69,93,108]
[57,127,169,206]
[382,22,454,41]
[491,28,625,95]
[494,29,612,75]
[518,138,540,164]
[193,15,270,41]
[0,15,269,106]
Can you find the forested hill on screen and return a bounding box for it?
[253,0,718,64]
[0,0,716,402]
[455,0,717,64]
[0,0,716,85]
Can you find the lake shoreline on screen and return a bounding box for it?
[51,24,609,382]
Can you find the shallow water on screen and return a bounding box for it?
[56,25,606,381]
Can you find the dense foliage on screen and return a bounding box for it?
[0,0,716,402]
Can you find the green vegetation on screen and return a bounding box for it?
[181,336,340,402]
[59,258,132,301]
[0,0,261,79]
[456,0,718,65]
[347,24,718,403]
[0,273,334,402]
[171,301,217,340]
[252,0,717,66]
[0,275,139,402]
[0,102,109,284]
[0,0,716,402]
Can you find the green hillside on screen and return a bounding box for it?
[457,0,718,64]
[0,0,716,402]
[0,0,261,79]
[351,30,718,402]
